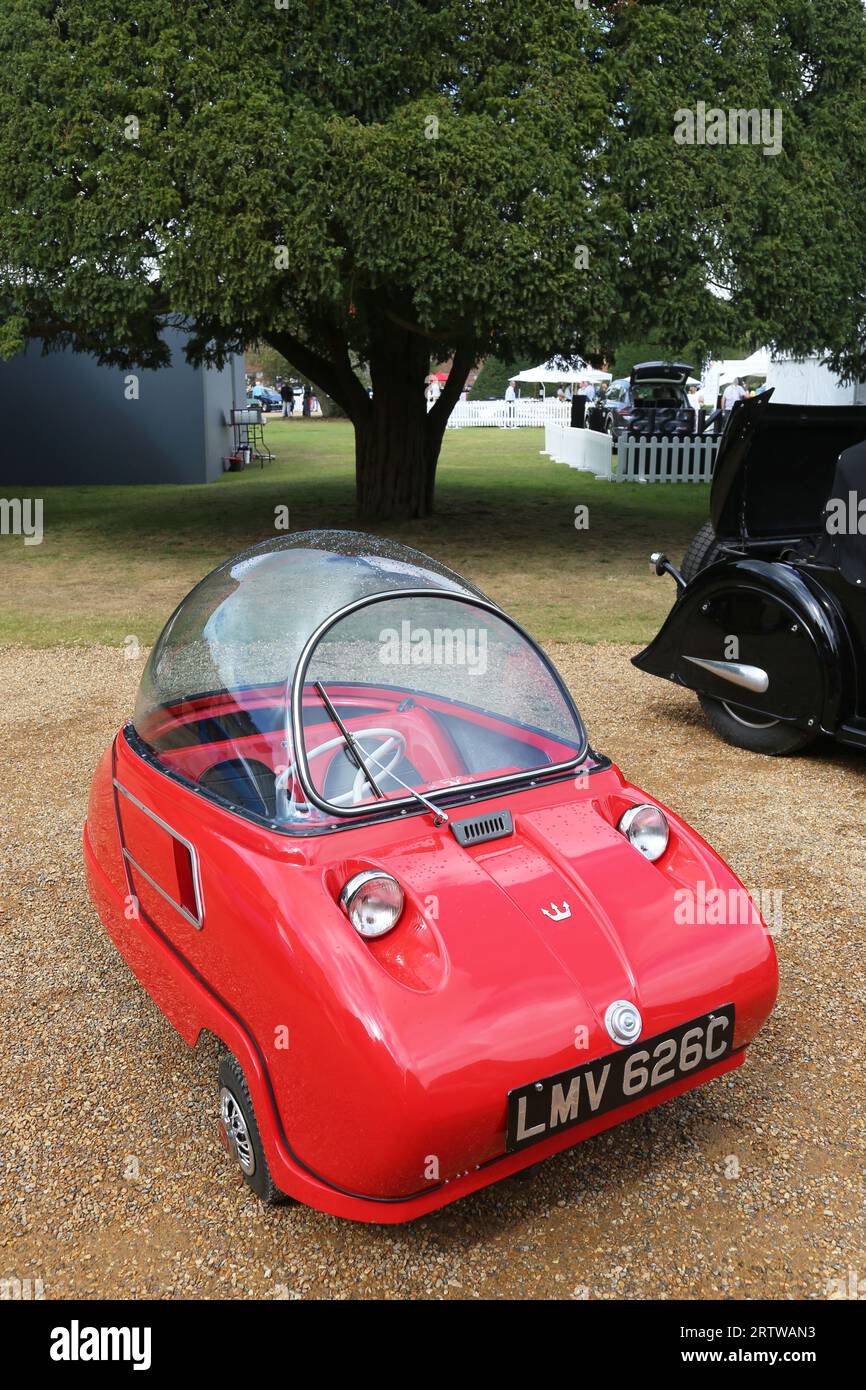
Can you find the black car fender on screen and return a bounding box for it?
[633,558,855,733]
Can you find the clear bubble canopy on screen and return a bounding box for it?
[133,532,587,831]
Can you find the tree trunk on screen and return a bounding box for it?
[354,394,437,522]
[355,333,436,521]
[267,325,474,522]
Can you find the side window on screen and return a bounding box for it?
[115,784,204,929]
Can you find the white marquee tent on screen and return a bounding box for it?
[701,348,771,403]
[763,353,866,406]
[513,360,612,388]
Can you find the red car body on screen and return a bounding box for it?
[83,533,777,1221]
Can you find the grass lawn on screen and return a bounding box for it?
[0,418,710,647]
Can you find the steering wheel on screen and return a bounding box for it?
[276,727,407,812]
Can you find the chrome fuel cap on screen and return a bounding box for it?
[605,1000,642,1046]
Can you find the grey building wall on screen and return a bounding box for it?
[0,329,245,485]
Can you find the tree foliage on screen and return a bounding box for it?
[470,357,535,400]
[1,1,865,515]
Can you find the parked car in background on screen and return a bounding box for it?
[275,380,304,403]
[250,385,282,412]
[635,392,866,756]
[602,362,696,440]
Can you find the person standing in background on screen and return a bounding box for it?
[571,385,587,429]
[722,377,747,412]
[280,381,294,418]
[504,380,517,428]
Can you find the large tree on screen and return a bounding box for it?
[1,1,866,517]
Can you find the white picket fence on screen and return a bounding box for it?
[615,433,720,483]
[446,399,571,429]
[543,425,719,484]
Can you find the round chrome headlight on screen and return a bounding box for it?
[339,871,404,939]
[618,804,669,862]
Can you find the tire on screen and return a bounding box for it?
[218,1053,290,1205]
[513,1162,541,1183]
[697,694,817,756]
[680,521,722,583]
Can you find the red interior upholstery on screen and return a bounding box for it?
[151,681,578,817]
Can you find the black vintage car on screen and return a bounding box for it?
[634,391,866,755]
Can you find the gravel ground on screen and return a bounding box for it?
[1,643,863,1301]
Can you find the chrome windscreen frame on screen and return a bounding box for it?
[290,588,589,821]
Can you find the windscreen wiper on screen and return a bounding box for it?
[315,681,383,800]
[360,745,450,826]
[315,681,449,825]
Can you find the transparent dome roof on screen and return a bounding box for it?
[135,532,487,729]
[131,532,587,832]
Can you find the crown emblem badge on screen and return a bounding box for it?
[541,901,571,922]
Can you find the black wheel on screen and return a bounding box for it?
[680,521,723,583]
[697,695,817,756]
[218,1053,290,1205]
[513,1162,541,1183]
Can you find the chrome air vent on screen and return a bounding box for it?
[450,809,514,847]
